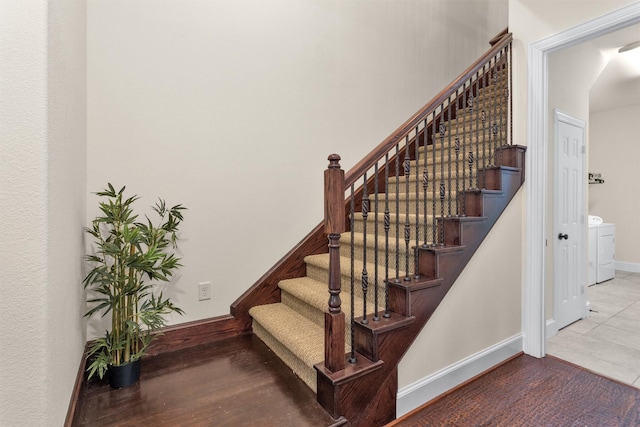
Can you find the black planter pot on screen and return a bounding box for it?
[108,359,141,389]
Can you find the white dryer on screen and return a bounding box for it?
[587,216,615,285]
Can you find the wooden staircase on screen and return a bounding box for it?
[230,31,522,426]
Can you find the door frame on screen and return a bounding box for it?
[523,2,640,358]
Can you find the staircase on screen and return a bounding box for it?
[233,31,524,426]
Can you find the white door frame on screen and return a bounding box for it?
[523,2,640,358]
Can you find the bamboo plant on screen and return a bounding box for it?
[83,184,186,380]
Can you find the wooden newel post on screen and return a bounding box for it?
[324,154,346,373]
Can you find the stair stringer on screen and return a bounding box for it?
[315,146,525,426]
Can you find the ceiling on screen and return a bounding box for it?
[587,23,640,113]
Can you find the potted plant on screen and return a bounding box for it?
[83,184,186,388]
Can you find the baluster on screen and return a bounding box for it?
[373,163,380,321]
[469,151,475,189]
[472,71,479,189]
[431,111,437,246]
[461,80,468,216]
[439,181,445,246]
[422,118,429,247]
[490,58,497,166]
[383,154,391,318]
[454,137,460,215]
[509,43,513,147]
[394,144,400,283]
[349,185,356,363]
[324,154,345,373]
[361,172,369,325]
[446,98,452,216]
[414,125,420,279]
[403,136,411,281]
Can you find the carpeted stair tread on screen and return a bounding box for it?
[279,276,368,322]
[304,253,409,283]
[249,303,324,369]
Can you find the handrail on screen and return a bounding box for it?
[344,33,512,189]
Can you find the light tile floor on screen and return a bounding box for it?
[547,270,640,388]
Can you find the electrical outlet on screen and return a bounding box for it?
[198,282,211,301]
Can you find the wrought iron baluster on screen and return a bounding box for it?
[373,163,380,321]
[422,118,429,247]
[454,137,460,215]
[403,136,411,281]
[473,71,479,189]
[414,125,420,279]
[361,173,369,325]
[439,181,445,246]
[394,144,400,283]
[383,154,391,318]
[431,112,437,246]
[349,185,356,363]
[446,98,452,216]
[461,81,468,216]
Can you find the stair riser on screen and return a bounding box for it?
[280,291,358,342]
[351,219,433,242]
[252,321,318,392]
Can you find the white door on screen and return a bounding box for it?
[553,110,587,331]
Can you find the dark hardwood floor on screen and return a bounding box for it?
[73,337,640,427]
[389,354,640,427]
[71,335,337,426]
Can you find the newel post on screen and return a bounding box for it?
[324,154,346,372]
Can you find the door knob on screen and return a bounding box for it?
[558,233,569,240]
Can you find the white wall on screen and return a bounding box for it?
[46,0,87,423]
[0,0,87,425]
[87,0,509,335]
[589,104,640,266]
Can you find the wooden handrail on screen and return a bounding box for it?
[344,33,512,189]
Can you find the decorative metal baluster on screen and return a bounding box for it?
[414,125,420,279]
[446,98,452,216]
[454,137,460,215]
[461,81,468,216]
[481,64,488,172]
[431,112,437,246]
[373,163,380,321]
[472,71,480,189]
[383,154,391,318]
[439,181,445,246]
[349,185,356,363]
[394,144,400,283]
[403,136,411,281]
[490,57,498,166]
[422,117,429,247]
[361,173,369,324]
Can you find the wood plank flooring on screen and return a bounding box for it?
[73,337,640,426]
[71,335,337,426]
[389,354,640,427]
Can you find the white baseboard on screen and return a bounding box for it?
[396,334,523,417]
[616,261,640,273]
[546,318,557,339]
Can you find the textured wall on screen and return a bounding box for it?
[0,2,50,425]
[0,0,86,425]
